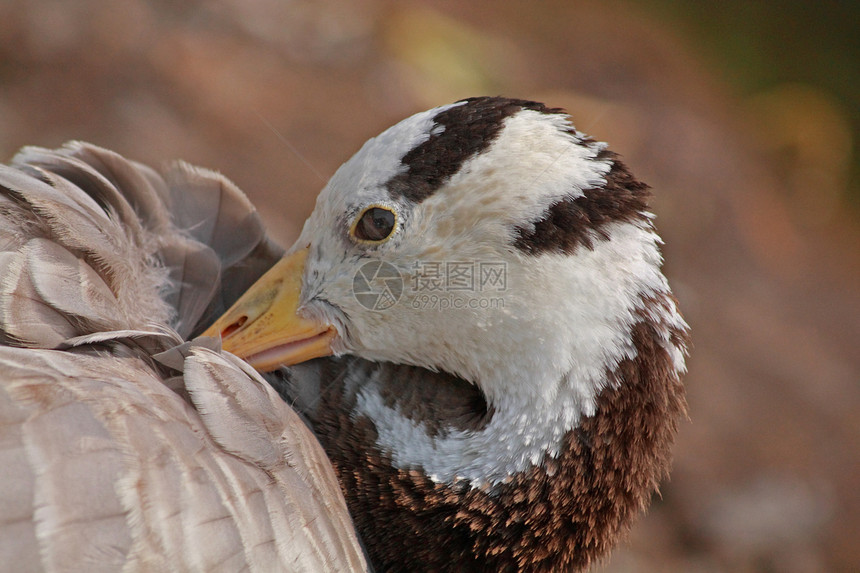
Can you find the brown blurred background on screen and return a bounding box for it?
[1,1,858,571]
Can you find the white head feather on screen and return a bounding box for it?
[290,99,687,485]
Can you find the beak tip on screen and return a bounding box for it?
[200,247,335,371]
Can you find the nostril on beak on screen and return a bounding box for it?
[221,315,248,339]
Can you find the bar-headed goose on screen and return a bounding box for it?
[207,97,690,572]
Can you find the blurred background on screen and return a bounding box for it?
[1,1,857,570]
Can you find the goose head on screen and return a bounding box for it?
[204,97,689,572]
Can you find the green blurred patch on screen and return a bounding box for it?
[629,0,860,212]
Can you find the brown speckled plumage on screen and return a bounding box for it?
[284,291,688,572]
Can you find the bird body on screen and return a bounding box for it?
[3,97,688,572]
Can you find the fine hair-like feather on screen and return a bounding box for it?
[0,142,367,572]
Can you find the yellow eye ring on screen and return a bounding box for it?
[350,205,398,243]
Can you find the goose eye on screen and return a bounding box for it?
[354,207,396,242]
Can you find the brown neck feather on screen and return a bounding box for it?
[280,312,687,572]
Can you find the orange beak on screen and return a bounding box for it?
[201,247,336,371]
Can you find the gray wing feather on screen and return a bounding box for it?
[162,161,285,337]
[0,143,367,572]
[0,250,78,346]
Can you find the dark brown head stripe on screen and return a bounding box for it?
[386,97,562,203]
[514,154,652,255]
